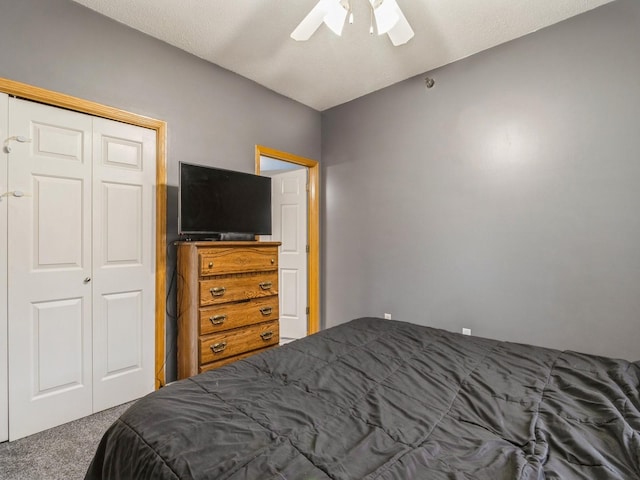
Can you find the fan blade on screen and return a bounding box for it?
[324,0,349,36]
[372,0,399,35]
[387,2,414,46]
[291,0,329,41]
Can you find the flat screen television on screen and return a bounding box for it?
[179,162,272,238]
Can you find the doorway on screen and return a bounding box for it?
[5,97,157,440]
[255,145,320,338]
[0,78,167,397]
[0,79,166,441]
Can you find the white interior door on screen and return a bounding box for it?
[269,168,308,340]
[0,92,8,442]
[91,117,156,412]
[8,98,93,440]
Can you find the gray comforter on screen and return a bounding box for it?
[86,317,640,479]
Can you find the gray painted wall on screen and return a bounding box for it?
[0,0,321,381]
[2,0,639,377]
[321,0,640,361]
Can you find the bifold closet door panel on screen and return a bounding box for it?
[7,98,93,441]
[91,117,156,412]
[0,92,8,443]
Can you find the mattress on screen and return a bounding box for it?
[86,317,640,479]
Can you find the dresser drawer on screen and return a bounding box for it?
[198,345,277,373]
[199,296,279,335]
[200,320,279,364]
[199,272,278,307]
[200,247,278,276]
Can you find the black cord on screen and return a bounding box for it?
[155,242,179,387]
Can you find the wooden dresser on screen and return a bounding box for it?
[176,241,280,379]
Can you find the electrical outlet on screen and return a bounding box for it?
[384,313,392,320]
[462,328,471,336]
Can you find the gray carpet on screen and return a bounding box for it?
[0,402,133,480]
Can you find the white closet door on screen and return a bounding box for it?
[91,117,156,412]
[8,98,93,440]
[0,92,8,443]
[271,168,308,340]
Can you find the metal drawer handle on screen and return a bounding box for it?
[259,307,273,316]
[210,341,227,353]
[260,331,274,341]
[209,315,227,325]
[259,281,273,290]
[208,261,214,268]
[209,286,226,297]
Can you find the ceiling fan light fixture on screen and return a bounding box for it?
[291,0,413,45]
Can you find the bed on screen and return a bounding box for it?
[85,317,640,479]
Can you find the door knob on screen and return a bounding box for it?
[84,277,91,283]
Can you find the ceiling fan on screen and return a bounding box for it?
[291,0,414,46]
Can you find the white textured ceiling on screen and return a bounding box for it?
[70,0,613,111]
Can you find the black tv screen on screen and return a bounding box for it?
[179,163,272,236]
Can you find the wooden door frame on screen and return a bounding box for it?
[255,145,320,335]
[0,78,168,389]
